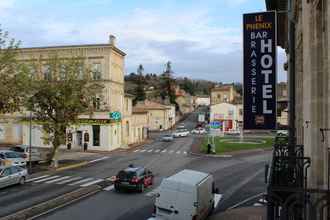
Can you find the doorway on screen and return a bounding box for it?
[77,131,83,147]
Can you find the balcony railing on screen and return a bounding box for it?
[266,136,330,220]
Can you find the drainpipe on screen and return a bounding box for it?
[288,0,296,154]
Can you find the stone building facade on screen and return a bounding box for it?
[0,36,144,151]
[267,0,330,191]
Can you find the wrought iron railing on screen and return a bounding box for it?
[265,135,330,220]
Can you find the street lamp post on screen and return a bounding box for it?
[29,111,32,173]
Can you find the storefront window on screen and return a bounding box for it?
[92,125,100,146]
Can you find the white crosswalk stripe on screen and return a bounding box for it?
[176,151,181,154]
[147,149,153,152]
[56,176,83,184]
[46,176,71,184]
[155,149,160,153]
[26,175,50,183]
[133,149,140,152]
[161,149,167,153]
[133,148,189,156]
[169,150,174,154]
[80,179,104,187]
[103,185,114,191]
[34,175,61,183]
[68,177,95,186]
[184,151,187,154]
[140,149,146,152]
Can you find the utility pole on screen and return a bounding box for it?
[29,111,32,173]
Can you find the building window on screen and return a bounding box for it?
[43,64,51,81]
[239,109,243,116]
[93,97,101,110]
[60,64,67,80]
[92,125,100,146]
[92,63,102,80]
[78,64,84,79]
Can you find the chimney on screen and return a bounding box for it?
[109,35,116,46]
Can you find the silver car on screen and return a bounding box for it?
[161,134,174,142]
[0,150,27,167]
[0,165,28,189]
[10,145,42,163]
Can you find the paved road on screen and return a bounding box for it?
[0,109,271,220]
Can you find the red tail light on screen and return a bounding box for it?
[131,176,139,183]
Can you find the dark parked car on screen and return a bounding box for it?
[113,166,153,192]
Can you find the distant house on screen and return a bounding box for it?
[133,101,175,131]
[194,96,210,107]
[210,103,243,131]
[210,84,241,105]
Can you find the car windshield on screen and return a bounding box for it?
[4,152,20,158]
[10,147,24,152]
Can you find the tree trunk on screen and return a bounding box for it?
[49,133,62,169]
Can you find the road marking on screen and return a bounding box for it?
[26,175,50,183]
[80,179,104,187]
[34,175,61,183]
[169,150,174,154]
[147,149,153,152]
[214,194,223,208]
[253,203,263,206]
[155,149,160,153]
[227,192,265,210]
[140,149,146,152]
[103,185,114,191]
[69,177,94,186]
[56,176,83,184]
[176,151,181,154]
[145,188,159,197]
[133,149,140,152]
[184,151,187,154]
[88,156,109,164]
[46,176,71,184]
[161,149,167,153]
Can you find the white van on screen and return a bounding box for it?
[150,169,219,220]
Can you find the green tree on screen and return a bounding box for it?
[133,64,146,105]
[0,27,30,114]
[160,61,176,104]
[26,56,102,168]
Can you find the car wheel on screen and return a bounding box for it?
[19,177,25,185]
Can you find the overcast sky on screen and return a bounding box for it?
[0,0,287,83]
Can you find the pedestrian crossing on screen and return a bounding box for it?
[27,175,105,188]
[133,148,188,155]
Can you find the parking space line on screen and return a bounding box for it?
[46,176,71,184]
[80,179,104,187]
[69,177,94,186]
[26,175,50,183]
[34,175,61,183]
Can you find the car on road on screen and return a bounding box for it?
[9,145,42,164]
[113,166,154,192]
[150,169,219,220]
[191,127,207,134]
[0,165,28,189]
[172,129,190,138]
[0,150,27,167]
[161,134,174,142]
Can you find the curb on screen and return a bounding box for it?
[55,161,89,172]
[0,185,101,220]
[189,152,233,158]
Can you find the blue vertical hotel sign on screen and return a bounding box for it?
[243,11,277,130]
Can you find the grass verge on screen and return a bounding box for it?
[201,136,274,154]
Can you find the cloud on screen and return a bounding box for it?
[0,3,286,83]
[0,0,15,14]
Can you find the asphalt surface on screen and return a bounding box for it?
[0,108,272,220]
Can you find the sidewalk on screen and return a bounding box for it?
[210,207,266,220]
